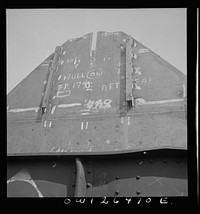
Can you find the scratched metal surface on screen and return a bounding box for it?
[7,31,187,155]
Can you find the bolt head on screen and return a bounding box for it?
[115,190,119,195]
[136,191,140,195]
[116,176,120,180]
[136,175,140,180]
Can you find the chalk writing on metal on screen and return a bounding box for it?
[84,99,112,111]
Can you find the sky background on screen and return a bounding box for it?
[6,8,186,94]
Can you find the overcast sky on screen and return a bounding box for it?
[6,8,186,94]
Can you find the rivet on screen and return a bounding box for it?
[162,159,167,163]
[136,175,140,180]
[115,190,119,195]
[136,191,140,195]
[138,141,142,145]
[149,159,153,164]
[86,183,92,188]
[72,183,75,187]
[116,176,120,180]
[88,169,92,174]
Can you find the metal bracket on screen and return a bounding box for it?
[126,37,134,106]
[42,46,61,111]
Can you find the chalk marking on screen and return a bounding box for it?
[57,90,71,98]
[121,117,124,124]
[81,112,90,115]
[7,106,9,110]
[58,103,81,108]
[63,50,66,55]
[41,63,49,66]
[44,120,47,127]
[50,147,55,152]
[138,48,149,53]
[134,54,137,59]
[58,75,62,80]
[86,121,88,129]
[136,98,184,105]
[7,107,39,113]
[81,122,84,130]
[80,109,90,112]
[49,121,52,127]
[135,85,141,90]
[134,41,137,47]
[51,106,56,115]
[135,67,141,75]
[60,59,64,65]
[44,80,47,84]
[128,116,130,125]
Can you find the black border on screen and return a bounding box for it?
[2,5,198,208]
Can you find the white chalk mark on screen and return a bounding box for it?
[57,90,71,98]
[135,85,142,90]
[63,50,66,55]
[136,98,184,105]
[86,121,88,129]
[49,121,52,128]
[81,112,90,115]
[138,161,143,165]
[134,41,137,47]
[103,57,106,61]
[50,147,55,152]
[135,67,141,75]
[51,106,56,114]
[128,116,130,125]
[121,117,124,124]
[8,107,39,113]
[44,80,47,84]
[91,31,97,51]
[58,75,62,80]
[58,103,81,108]
[138,48,149,53]
[7,106,9,110]
[81,122,84,130]
[108,56,111,61]
[41,63,49,66]
[52,96,56,100]
[134,54,137,59]
[44,120,47,127]
[60,59,64,65]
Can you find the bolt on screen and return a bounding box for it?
[136,175,140,180]
[115,190,119,195]
[116,176,120,180]
[86,183,92,188]
[136,191,140,195]
[149,159,153,164]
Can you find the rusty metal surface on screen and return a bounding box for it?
[7,31,187,155]
[7,150,187,197]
